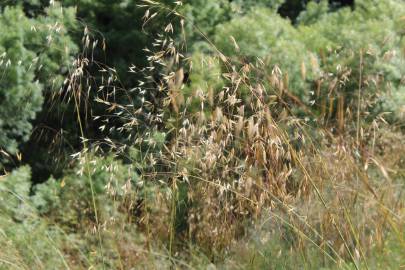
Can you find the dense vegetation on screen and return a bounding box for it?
[0,0,404,269]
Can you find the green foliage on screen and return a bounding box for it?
[296,0,405,117]
[182,0,405,119]
[0,156,156,268]
[0,166,72,269]
[214,8,312,97]
[179,52,224,113]
[296,0,329,25]
[182,0,285,48]
[0,7,43,155]
[233,0,285,10]
[32,154,140,224]
[0,3,77,162]
[182,0,232,46]
[0,165,32,220]
[380,87,405,122]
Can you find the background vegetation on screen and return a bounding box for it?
[0,0,404,269]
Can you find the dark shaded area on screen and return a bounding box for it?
[278,0,308,21]
[278,0,354,22]
[330,0,354,9]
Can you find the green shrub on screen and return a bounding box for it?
[0,4,77,163]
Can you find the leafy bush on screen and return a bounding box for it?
[0,4,77,162]
[183,0,405,124]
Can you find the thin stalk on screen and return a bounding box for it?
[72,85,105,268]
[356,50,363,146]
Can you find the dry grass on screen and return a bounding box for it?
[62,2,404,268]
